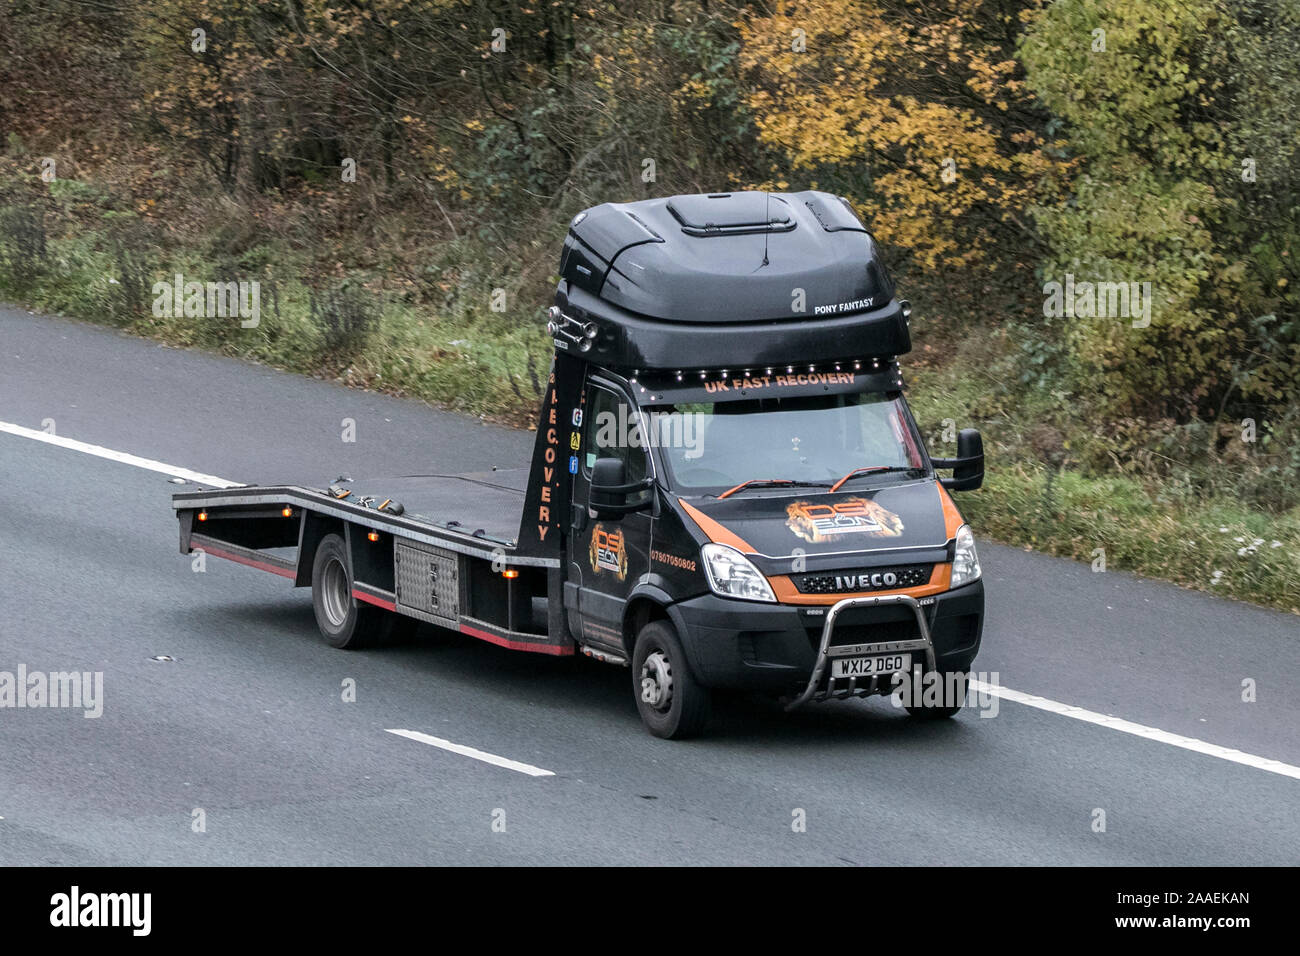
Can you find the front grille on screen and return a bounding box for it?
[794,564,931,595]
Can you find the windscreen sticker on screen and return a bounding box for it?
[786,497,904,543]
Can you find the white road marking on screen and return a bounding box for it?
[385,729,555,777]
[0,420,240,488]
[971,680,1300,781]
[2,418,1294,782]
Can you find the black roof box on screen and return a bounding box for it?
[550,190,910,371]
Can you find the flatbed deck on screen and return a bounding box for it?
[173,467,555,567]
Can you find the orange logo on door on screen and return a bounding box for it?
[786,497,904,543]
[589,523,629,580]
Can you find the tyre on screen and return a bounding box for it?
[902,667,968,720]
[631,620,711,739]
[311,533,408,649]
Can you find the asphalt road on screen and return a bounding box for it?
[1,306,1297,865]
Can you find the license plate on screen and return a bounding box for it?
[831,653,911,679]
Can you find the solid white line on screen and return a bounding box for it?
[970,679,1300,781]
[385,729,555,777]
[0,420,241,488]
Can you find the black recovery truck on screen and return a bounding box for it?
[172,190,987,738]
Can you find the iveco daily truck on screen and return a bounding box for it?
[171,190,986,738]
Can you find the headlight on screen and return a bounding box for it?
[701,543,776,603]
[950,524,981,588]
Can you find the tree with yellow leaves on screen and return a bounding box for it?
[738,0,1067,270]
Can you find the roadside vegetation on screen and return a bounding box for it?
[1,0,1296,612]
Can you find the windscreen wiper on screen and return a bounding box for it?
[829,465,920,492]
[716,478,831,500]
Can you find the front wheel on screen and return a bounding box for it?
[902,667,968,719]
[631,621,711,739]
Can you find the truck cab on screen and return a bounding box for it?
[538,189,986,736]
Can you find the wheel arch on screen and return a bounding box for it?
[296,512,348,586]
[622,585,674,657]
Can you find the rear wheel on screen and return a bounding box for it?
[311,533,409,649]
[631,620,711,739]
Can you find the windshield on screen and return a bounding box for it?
[648,392,926,494]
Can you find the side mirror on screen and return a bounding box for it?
[933,428,984,491]
[590,457,653,517]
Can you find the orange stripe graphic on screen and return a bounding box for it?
[677,498,757,553]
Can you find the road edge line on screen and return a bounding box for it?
[0,420,241,488]
[971,679,1300,781]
